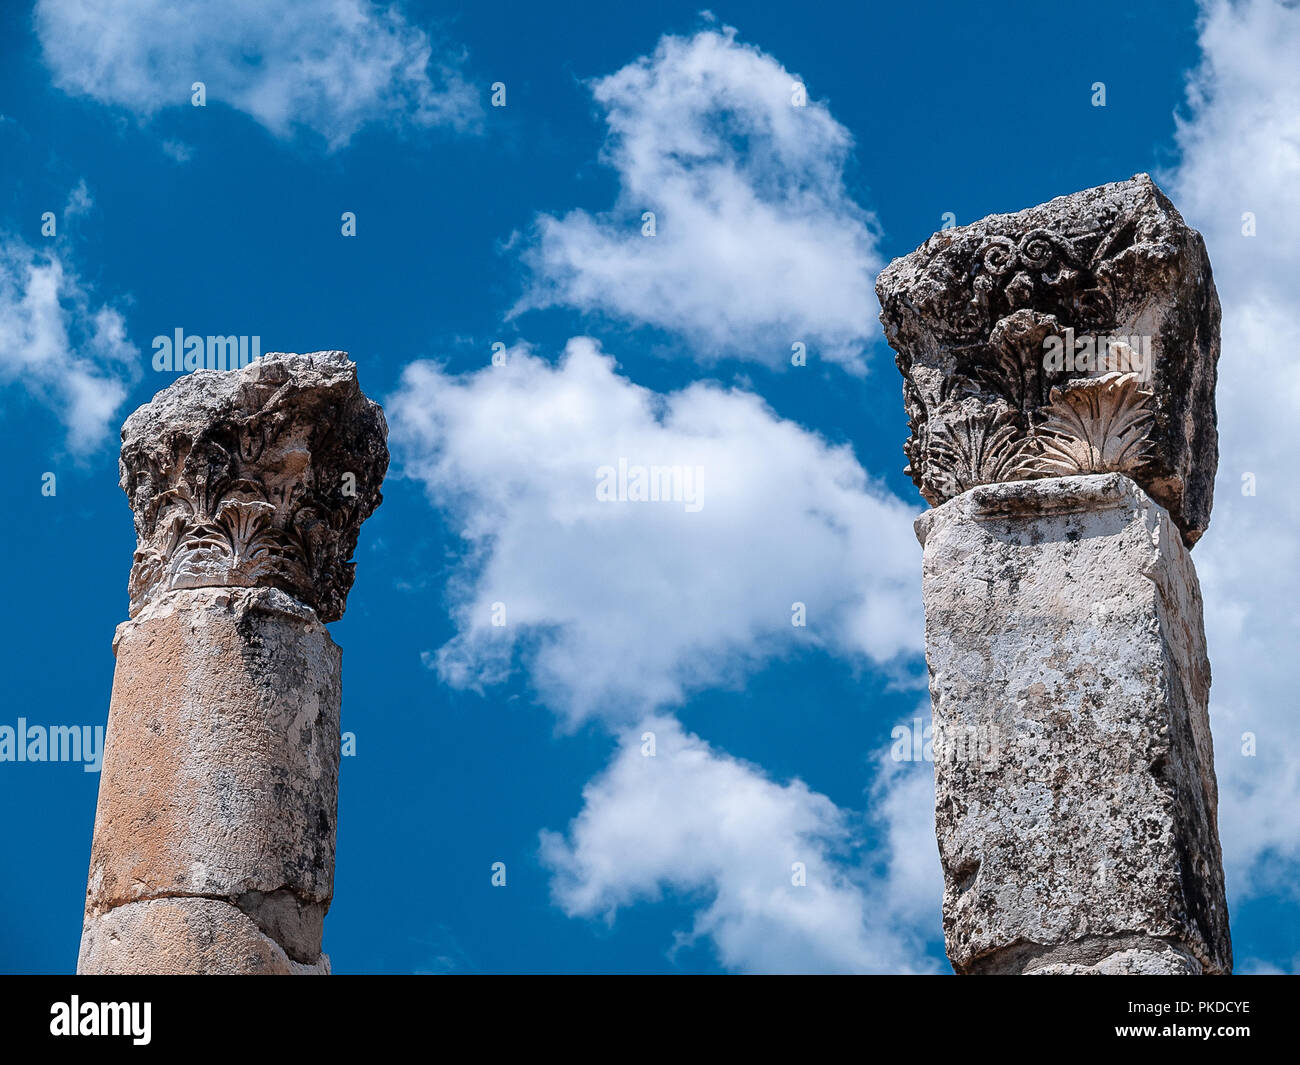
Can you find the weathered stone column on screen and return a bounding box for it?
[78,352,388,974]
[878,175,1232,974]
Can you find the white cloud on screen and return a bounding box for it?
[389,337,922,727]
[391,337,936,971]
[0,237,137,451]
[1165,0,1300,897]
[35,0,480,150]
[870,718,946,933]
[1236,956,1295,975]
[540,715,941,973]
[160,140,194,164]
[63,180,92,221]
[512,28,882,371]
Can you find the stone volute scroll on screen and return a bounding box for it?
[876,173,1219,546]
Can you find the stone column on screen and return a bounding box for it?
[78,352,388,975]
[877,175,1232,974]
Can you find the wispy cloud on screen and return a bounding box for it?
[0,235,137,452]
[35,0,481,150]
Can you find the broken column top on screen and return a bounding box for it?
[120,351,389,623]
[877,174,1220,545]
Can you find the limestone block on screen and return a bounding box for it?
[78,897,330,975]
[878,174,1220,545]
[915,474,1230,974]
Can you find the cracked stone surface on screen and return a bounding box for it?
[878,174,1220,546]
[916,474,1231,974]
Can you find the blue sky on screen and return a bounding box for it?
[1,0,1297,974]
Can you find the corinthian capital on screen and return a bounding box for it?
[876,173,1220,545]
[120,351,389,622]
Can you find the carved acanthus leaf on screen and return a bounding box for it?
[120,353,388,622]
[1025,372,1154,477]
[877,174,1221,544]
[925,409,1037,501]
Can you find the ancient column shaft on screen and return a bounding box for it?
[917,475,1229,974]
[79,352,387,975]
[878,175,1231,974]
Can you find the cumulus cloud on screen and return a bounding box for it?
[512,28,882,371]
[390,337,937,970]
[540,715,941,973]
[35,0,480,150]
[389,337,922,726]
[1165,0,1300,895]
[0,237,137,451]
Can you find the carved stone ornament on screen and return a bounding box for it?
[120,352,389,622]
[1028,372,1155,477]
[876,174,1220,545]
